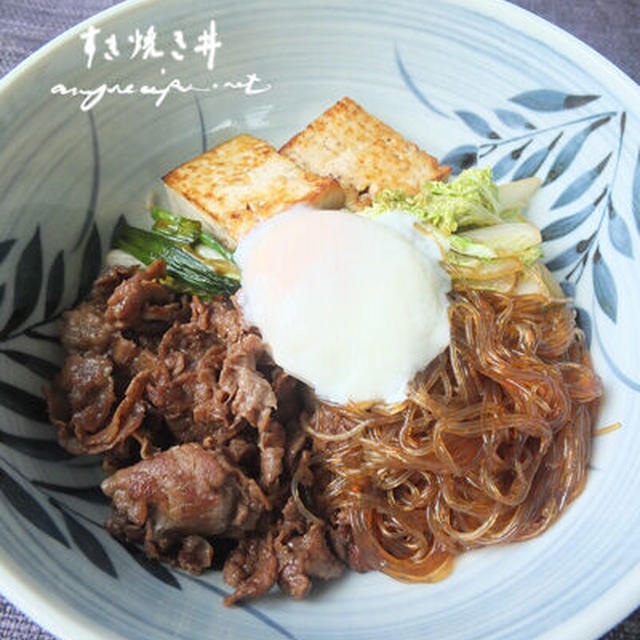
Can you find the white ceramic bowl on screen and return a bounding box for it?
[1,1,639,639]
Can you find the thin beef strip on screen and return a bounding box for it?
[223,533,279,605]
[223,451,344,604]
[222,498,343,604]
[274,497,344,599]
[47,261,187,456]
[102,443,270,572]
[146,296,278,449]
[327,509,372,574]
[105,259,183,330]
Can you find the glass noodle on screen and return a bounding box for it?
[302,287,602,582]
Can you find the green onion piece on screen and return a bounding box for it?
[115,224,240,296]
[150,205,202,244]
[151,204,235,263]
[197,231,235,263]
[159,275,213,299]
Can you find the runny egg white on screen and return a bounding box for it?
[235,205,451,405]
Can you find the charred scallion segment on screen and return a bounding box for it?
[150,205,235,263]
[150,206,201,244]
[114,224,240,297]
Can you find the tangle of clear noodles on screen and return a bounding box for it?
[304,289,602,582]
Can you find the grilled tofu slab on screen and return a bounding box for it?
[280,97,450,209]
[163,134,345,249]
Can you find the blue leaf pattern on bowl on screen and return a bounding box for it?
[0,240,16,266]
[52,498,119,579]
[607,201,634,258]
[542,116,611,186]
[493,109,536,131]
[45,251,65,318]
[0,464,69,548]
[455,110,502,140]
[0,228,43,339]
[72,112,100,251]
[509,90,599,112]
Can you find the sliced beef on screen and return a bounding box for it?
[274,498,343,599]
[47,261,187,455]
[145,296,278,447]
[222,451,344,604]
[271,367,304,425]
[259,420,285,490]
[48,355,149,456]
[60,301,114,353]
[58,354,115,434]
[223,534,279,605]
[105,259,184,330]
[147,316,229,443]
[222,496,344,604]
[49,260,348,603]
[102,443,269,571]
[218,333,277,430]
[328,509,372,573]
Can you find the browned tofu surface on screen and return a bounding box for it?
[280,97,451,209]
[163,134,345,249]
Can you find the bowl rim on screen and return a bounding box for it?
[1,1,639,639]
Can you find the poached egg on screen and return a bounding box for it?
[235,205,451,405]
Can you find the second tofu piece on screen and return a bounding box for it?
[280,97,451,209]
[163,134,345,250]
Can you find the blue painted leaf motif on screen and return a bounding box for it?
[594,318,640,392]
[441,145,478,176]
[491,140,532,181]
[0,239,16,266]
[454,111,501,139]
[545,233,594,271]
[0,349,59,379]
[66,456,102,469]
[513,132,563,180]
[75,223,102,305]
[633,149,640,233]
[492,155,515,182]
[109,214,128,248]
[45,251,65,319]
[0,430,71,461]
[194,95,207,153]
[494,109,535,130]
[119,540,181,589]
[560,281,576,297]
[593,247,618,322]
[23,328,59,344]
[0,429,71,460]
[543,116,611,186]
[545,244,579,271]
[54,504,117,578]
[0,228,43,338]
[394,46,450,119]
[73,110,100,250]
[608,201,633,258]
[575,306,592,347]
[541,188,606,241]
[33,481,108,504]
[551,153,612,210]
[509,90,599,112]
[188,575,299,640]
[0,381,48,423]
[568,253,589,282]
[0,468,69,547]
